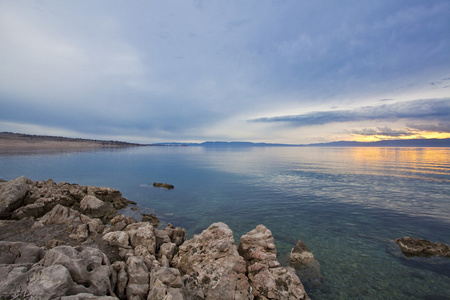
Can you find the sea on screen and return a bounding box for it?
[1,146,449,299]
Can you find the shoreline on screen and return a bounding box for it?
[0,132,145,151]
[0,176,310,299]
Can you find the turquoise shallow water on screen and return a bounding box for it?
[1,146,449,299]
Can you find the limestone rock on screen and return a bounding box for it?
[87,186,129,210]
[125,222,156,256]
[171,222,252,300]
[148,266,184,300]
[126,256,150,299]
[34,204,92,227]
[27,264,75,299]
[103,231,131,249]
[164,223,186,247]
[238,224,279,268]
[41,245,113,296]
[0,241,45,265]
[80,195,118,223]
[158,242,177,262]
[0,176,29,219]
[395,237,450,257]
[107,214,137,232]
[290,240,315,268]
[239,225,309,300]
[0,261,75,299]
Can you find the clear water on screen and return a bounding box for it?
[1,146,449,299]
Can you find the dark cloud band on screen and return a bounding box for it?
[250,98,450,127]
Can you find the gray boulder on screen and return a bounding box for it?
[0,241,45,265]
[41,245,113,296]
[80,195,118,223]
[126,256,150,299]
[0,176,29,219]
[148,266,184,300]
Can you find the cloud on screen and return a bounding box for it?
[250,98,450,127]
[351,127,413,137]
[406,122,450,133]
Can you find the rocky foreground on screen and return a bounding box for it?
[0,177,310,299]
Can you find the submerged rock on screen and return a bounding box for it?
[395,237,450,257]
[141,213,160,228]
[289,240,325,290]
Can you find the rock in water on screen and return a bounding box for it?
[395,237,450,257]
[290,240,315,268]
[171,222,252,299]
[290,240,326,291]
[153,182,174,189]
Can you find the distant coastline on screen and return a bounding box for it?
[0,132,145,151]
[1,131,449,151]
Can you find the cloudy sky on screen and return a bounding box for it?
[1,1,449,144]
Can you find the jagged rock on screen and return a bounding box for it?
[27,264,76,299]
[141,213,159,228]
[110,261,128,299]
[290,240,315,268]
[87,186,129,210]
[103,231,131,249]
[164,223,186,247]
[239,225,309,300]
[395,237,450,257]
[0,241,45,264]
[153,183,174,190]
[158,242,177,262]
[0,176,29,219]
[107,214,137,232]
[80,195,118,223]
[125,222,156,256]
[154,228,172,251]
[171,222,252,300]
[25,180,77,209]
[33,204,92,227]
[126,256,150,299]
[148,266,184,300]
[0,257,75,299]
[41,245,113,296]
[238,224,279,268]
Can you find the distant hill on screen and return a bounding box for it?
[3,132,450,148]
[306,138,450,147]
[156,138,450,147]
[0,132,144,149]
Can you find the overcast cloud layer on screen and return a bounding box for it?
[1,1,449,143]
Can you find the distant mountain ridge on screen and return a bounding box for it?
[3,132,450,147]
[155,138,450,147]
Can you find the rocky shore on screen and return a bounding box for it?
[0,177,310,299]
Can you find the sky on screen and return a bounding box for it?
[0,0,449,144]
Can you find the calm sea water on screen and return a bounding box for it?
[1,146,449,299]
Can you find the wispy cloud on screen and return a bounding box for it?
[250,98,450,127]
